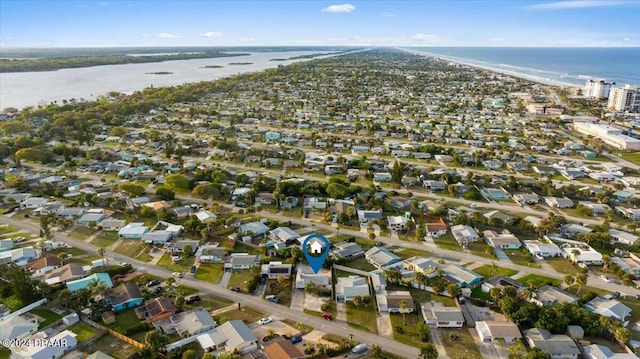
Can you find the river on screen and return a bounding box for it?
[0,51,336,110]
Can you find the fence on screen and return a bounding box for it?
[0,298,48,323]
[81,316,145,349]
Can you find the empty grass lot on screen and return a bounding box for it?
[546,257,582,274]
[390,313,423,347]
[30,308,62,329]
[263,278,293,307]
[84,334,138,359]
[226,270,255,292]
[214,307,264,325]
[394,247,432,259]
[346,302,378,334]
[113,240,153,262]
[69,226,94,239]
[106,308,140,333]
[158,253,195,272]
[516,274,562,288]
[440,328,483,359]
[90,231,118,248]
[68,322,98,342]
[473,264,518,277]
[505,249,540,268]
[193,263,224,284]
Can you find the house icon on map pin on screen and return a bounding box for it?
[309,241,323,255]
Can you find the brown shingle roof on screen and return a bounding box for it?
[264,340,304,359]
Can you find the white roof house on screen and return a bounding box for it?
[0,247,40,267]
[523,240,563,257]
[608,229,639,246]
[295,264,331,289]
[335,276,370,302]
[586,297,632,326]
[238,221,269,236]
[523,328,580,359]
[117,222,149,239]
[0,315,38,341]
[269,227,299,243]
[10,330,77,359]
[583,344,638,359]
[196,320,258,355]
[563,244,603,264]
[450,225,479,245]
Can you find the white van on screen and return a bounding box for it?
[352,344,368,354]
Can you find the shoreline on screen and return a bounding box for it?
[398,47,579,88]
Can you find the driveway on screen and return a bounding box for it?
[290,289,305,311]
[493,248,511,262]
[429,329,452,359]
[468,327,510,359]
[336,301,347,321]
[376,313,392,338]
[219,270,232,288]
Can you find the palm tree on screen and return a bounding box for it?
[602,254,611,273]
[399,300,408,326]
[489,261,499,276]
[97,247,106,262]
[57,288,72,308]
[575,273,587,294]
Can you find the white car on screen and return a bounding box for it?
[258,317,273,325]
[600,275,611,283]
[172,272,184,278]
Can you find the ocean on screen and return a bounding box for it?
[408,47,640,87]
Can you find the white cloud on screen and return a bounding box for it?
[201,32,223,38]
[410,33,438,41]
[490,37,505,42]
[381,11,394,17]
[525,1,636,10]
[240,37,255,42]
[321,4,356,13]
[157,33,181,39]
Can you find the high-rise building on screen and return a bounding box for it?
[584,79,613,99]
[607,85,640,113]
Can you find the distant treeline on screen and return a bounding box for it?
[270,51,347,61]
[0,52,249,73]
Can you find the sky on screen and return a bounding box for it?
[1,0,640,48]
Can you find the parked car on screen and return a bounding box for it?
[290,335,302,344]
[578,263,588,269]
[612,292,621,299]
[171,256,182,262]
[146,280,161,287]
[185,294,201,304]
[352,344,368,354]
[600,275,611,283]
[119,261,129,267]
[260,277,267,284]
[150,286,163,296]
[112,274,127,280]
[190,265,197,273]
[258,317,273,325]
[322,312,333,320]
[230,287,241,292]
[265,295,279,303]
[172,272,184,278]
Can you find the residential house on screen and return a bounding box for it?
[377,290,414,314]
[523,240,563,257]
[530,285,579,307]
[99,219,127,231]
[28,256,61,278]
[583,344,638,359]
[563,244,603,265]
[269,227,299,243]
[77,212,106,225]
[167,240,200,255]
[442,264,483,288]
[304,197,327,210]
[401,256,439,278]
[108,283,144,312]
[135,297,178,323]
[480,188,510,200]
[335,276,370,302]
[118,223,149,239]
[513,193,539,205]
[238,221,269,236]
[264,340,304,359]
[523,328,580,359]
[421,302,465,328]
[44,263,87,285]
[483,210,515,225]
[156,307,216,337]
[450,225,479,246]
[261,261,292,279]
[0,247,40,266]
[331,241,364,260]
[255,192,274,205]
[484,230,522,249]
[586,297,632,326]
[425,217,447,238]
[423,180,446,191]
[544,197,575,208]
[9,330,77,359]
[389,196,412,211]
[172,206,193,220]
[194,210,217,223]
[229,253,260,270]
[295,264,331,289]
[387,216,408,232]
[141,231,173,245]
[365,247,401,268]
[55,207,85,219]
[373,172,392,182]
[357,209,383,224]
[608,229,639,246]
[196,320,258,355]
[329,199,355,216]
[0,239,12,252]
[0,315,38,341]
[20,197,48,209]
[618,207,640,221]
[579,202,612,216]
[481,276,526,294]
[66,273,113,292]
[195,245,226,263]
[475,321,523,345]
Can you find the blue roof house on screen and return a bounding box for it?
[118,223,149,239]
[67,273,113,292]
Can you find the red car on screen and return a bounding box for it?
[322,312,333,320]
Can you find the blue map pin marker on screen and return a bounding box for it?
[302,233,330,273]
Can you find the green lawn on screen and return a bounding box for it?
[263,278,293,307]
[226,270,255,292]
[433,233,460,250]
[282,319,313,335]
[304,299,337,318]
[390,313,424,348]
[69,226,95,239]
[68,322,99,342]
[91,231,118,248]
[343,257,377,272]
[346,302,378,334]
[546,257,581,274]
[473,264,518,278]
[440,328,483,359]
[516,274,562,288]
[193,263,224,284]
[394,247,432,259]
[617,151,640,166]
[214,307,264,325]
[157,253,195,272]
[0,224,17,234]
[406,287,457,307]
[106,308,141,333]
[471,287,493,301]
[505,249,540,268]
[113,240,153,262]
[0,348,9,359]
[30,308,62,329]
[47,247,87,257]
